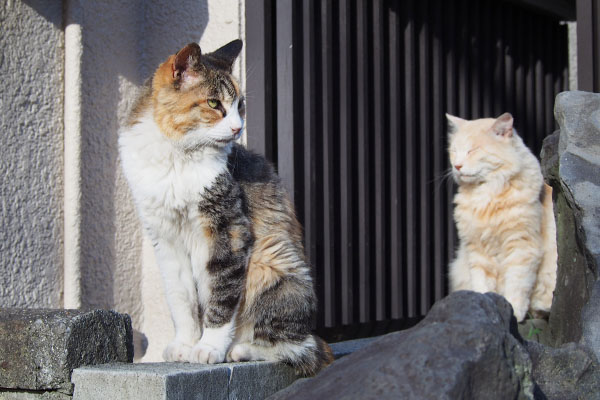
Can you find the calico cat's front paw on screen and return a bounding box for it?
[163,341,193,362]
[190,342,225,364]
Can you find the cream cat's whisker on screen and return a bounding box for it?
[430,169,454,194]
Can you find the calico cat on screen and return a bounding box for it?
[447,113,557,322]
[119,40,332,375]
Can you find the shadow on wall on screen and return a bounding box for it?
[22,0,61,26]
[23,0,208,313]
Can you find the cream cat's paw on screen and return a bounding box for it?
[163,340,193,362]
[190,342,225,364]
[512,304,528,322]
[508,297,529,322]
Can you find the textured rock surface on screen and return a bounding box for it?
[541,91,600,357]
[0,309,133,393]
[271,291,534,400]
[526,341,600,400]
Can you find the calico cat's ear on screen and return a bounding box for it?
[491,112,513,138]
[172,43,202,88]
[446,113,466,134]
[209,40,243,72]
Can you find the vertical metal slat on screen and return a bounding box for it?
[276,0,296,197]
[431,0,444,301]
[388,1,403,320]
[373,0,387,321]
[338,0,354,326]
[356,0,371,323]
[302,0,318,297]
[320,0,335,328]
[245,0,271,158]
[403,0,417,318]
[418,0,432,314]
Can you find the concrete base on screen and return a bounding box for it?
[0,391,71,400]
[71,337,377,399]
[72,361,297,400]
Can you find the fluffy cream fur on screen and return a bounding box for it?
[447,113,557,322]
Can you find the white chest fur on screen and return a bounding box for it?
[119,114,228,232]
[119,114,229,307]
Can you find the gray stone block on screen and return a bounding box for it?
[227,362,296,400]
[270,291,534,400]
[72,361,298,400]
[73,363,229,400]
[0,309,133,394]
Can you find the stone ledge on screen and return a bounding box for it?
[0,390,71,400]
[71,338,376,400]
[71,361,297,400]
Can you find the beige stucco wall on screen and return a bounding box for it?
[0,0,64,308]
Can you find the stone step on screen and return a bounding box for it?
[72,361,296,400]
[71,338,377,400]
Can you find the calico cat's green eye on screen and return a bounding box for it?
[207,99,220,109]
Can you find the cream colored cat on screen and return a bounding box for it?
[447,113,557,322]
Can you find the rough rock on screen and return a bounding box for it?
[526,341,600,400]
[0,309,133,394]
[270,291,534,400]
[541,91,600,357]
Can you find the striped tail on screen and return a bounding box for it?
[287,334,334,377]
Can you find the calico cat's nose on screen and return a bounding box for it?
[232,127,241,135]
[455,164,463,171]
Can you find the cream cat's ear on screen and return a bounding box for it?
[173,43,202,88]
[491,112,514,138]
[446,113,466,133]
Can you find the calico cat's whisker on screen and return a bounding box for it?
[241,90,256,101]
[244,63,258,81]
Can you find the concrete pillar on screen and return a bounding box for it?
[0,0,64,308]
